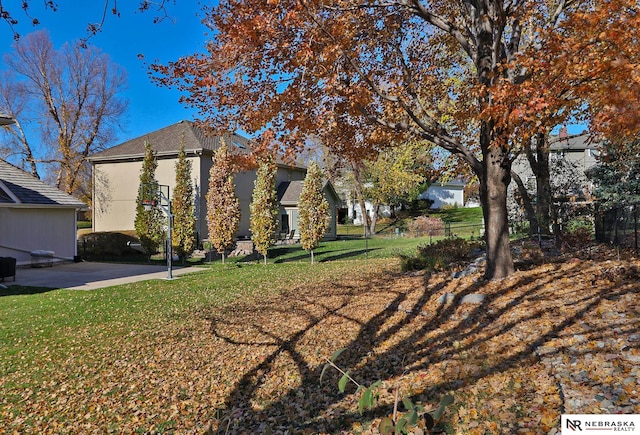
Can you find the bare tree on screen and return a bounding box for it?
[0,30,127,202]
[0,74,39,177]
[1,1,175,44]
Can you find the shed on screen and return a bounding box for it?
[0,160,88,265]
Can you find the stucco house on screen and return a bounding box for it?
[89,120,339,244]
[0,159,88,265]
[511,130,598,200]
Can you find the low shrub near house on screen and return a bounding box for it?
[78,231,147,261]
[399,237,479,272]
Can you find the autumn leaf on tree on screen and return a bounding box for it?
[250,158,278,264]
[298,162,329,264]
[206,140,240,264]
[171,137,197,262]
[134,141,165,256]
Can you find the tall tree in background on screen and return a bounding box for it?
[155,1,624,279]
[298,162,329,265]
[207,142,240,264]
[493,2,640,237]
[0,76,39,178]
[134,141,164,257]
[250,158,278,265]
[362,142,430,235]
[0,30,127,202]
[171,138,197,264]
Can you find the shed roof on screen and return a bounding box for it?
[0,160,87,208]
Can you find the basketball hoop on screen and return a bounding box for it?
[139,182,174,280]
[142,198,158,211]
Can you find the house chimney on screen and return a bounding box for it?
[559,125,568,140]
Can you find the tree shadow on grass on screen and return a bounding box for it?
[205,257,639,433]
[270,245,382,264]
[318,248,381,262]
[0,285,55,297]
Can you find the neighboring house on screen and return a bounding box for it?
[511,129,598,200]
[0,159,88,265]
[89,120,338,243]
[344,198,391,226]
[420,179,467,209]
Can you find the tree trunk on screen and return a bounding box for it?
[369,202,380,236]
[263,253,267,265]
[221,251,226,265]
[310,249,314,264]
[13,119,40,179]
[532,133,552,235]
[480,128,515,280]
[511,171,539,236]
[350,161,371,237]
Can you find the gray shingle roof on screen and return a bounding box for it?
[0,160,87,208]
[277,179,339,206]
[88,120,249,161]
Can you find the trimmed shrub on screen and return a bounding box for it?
[78,232,146,260]
[400,237,476,272]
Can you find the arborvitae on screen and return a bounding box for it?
[134,141,165,257]
[206,140,240,264]
[250,158,278,264]
[298,161,330,264]
[172,138,197,263]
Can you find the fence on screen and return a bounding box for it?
[594,203,639,250]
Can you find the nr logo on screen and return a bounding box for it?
[566,419,582,431]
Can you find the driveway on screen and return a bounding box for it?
[4,262,207,291]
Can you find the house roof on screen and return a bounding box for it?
[0,160,88,208]
[549,133,596,151]
[0,113,15,126]
[277,181,304,206]
[88,120,250,162]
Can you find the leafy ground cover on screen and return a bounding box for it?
[1,244,639,434]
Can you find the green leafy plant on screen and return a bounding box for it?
[320,349,454,434]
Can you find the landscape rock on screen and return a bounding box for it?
[460,293,486,304]
[436,292,456,305]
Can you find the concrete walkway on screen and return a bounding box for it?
[4,262,207,291]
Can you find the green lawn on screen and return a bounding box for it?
[0,258,400,433]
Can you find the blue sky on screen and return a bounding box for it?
[0,1,210,144]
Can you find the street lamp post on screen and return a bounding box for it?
[142,183,173,280]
